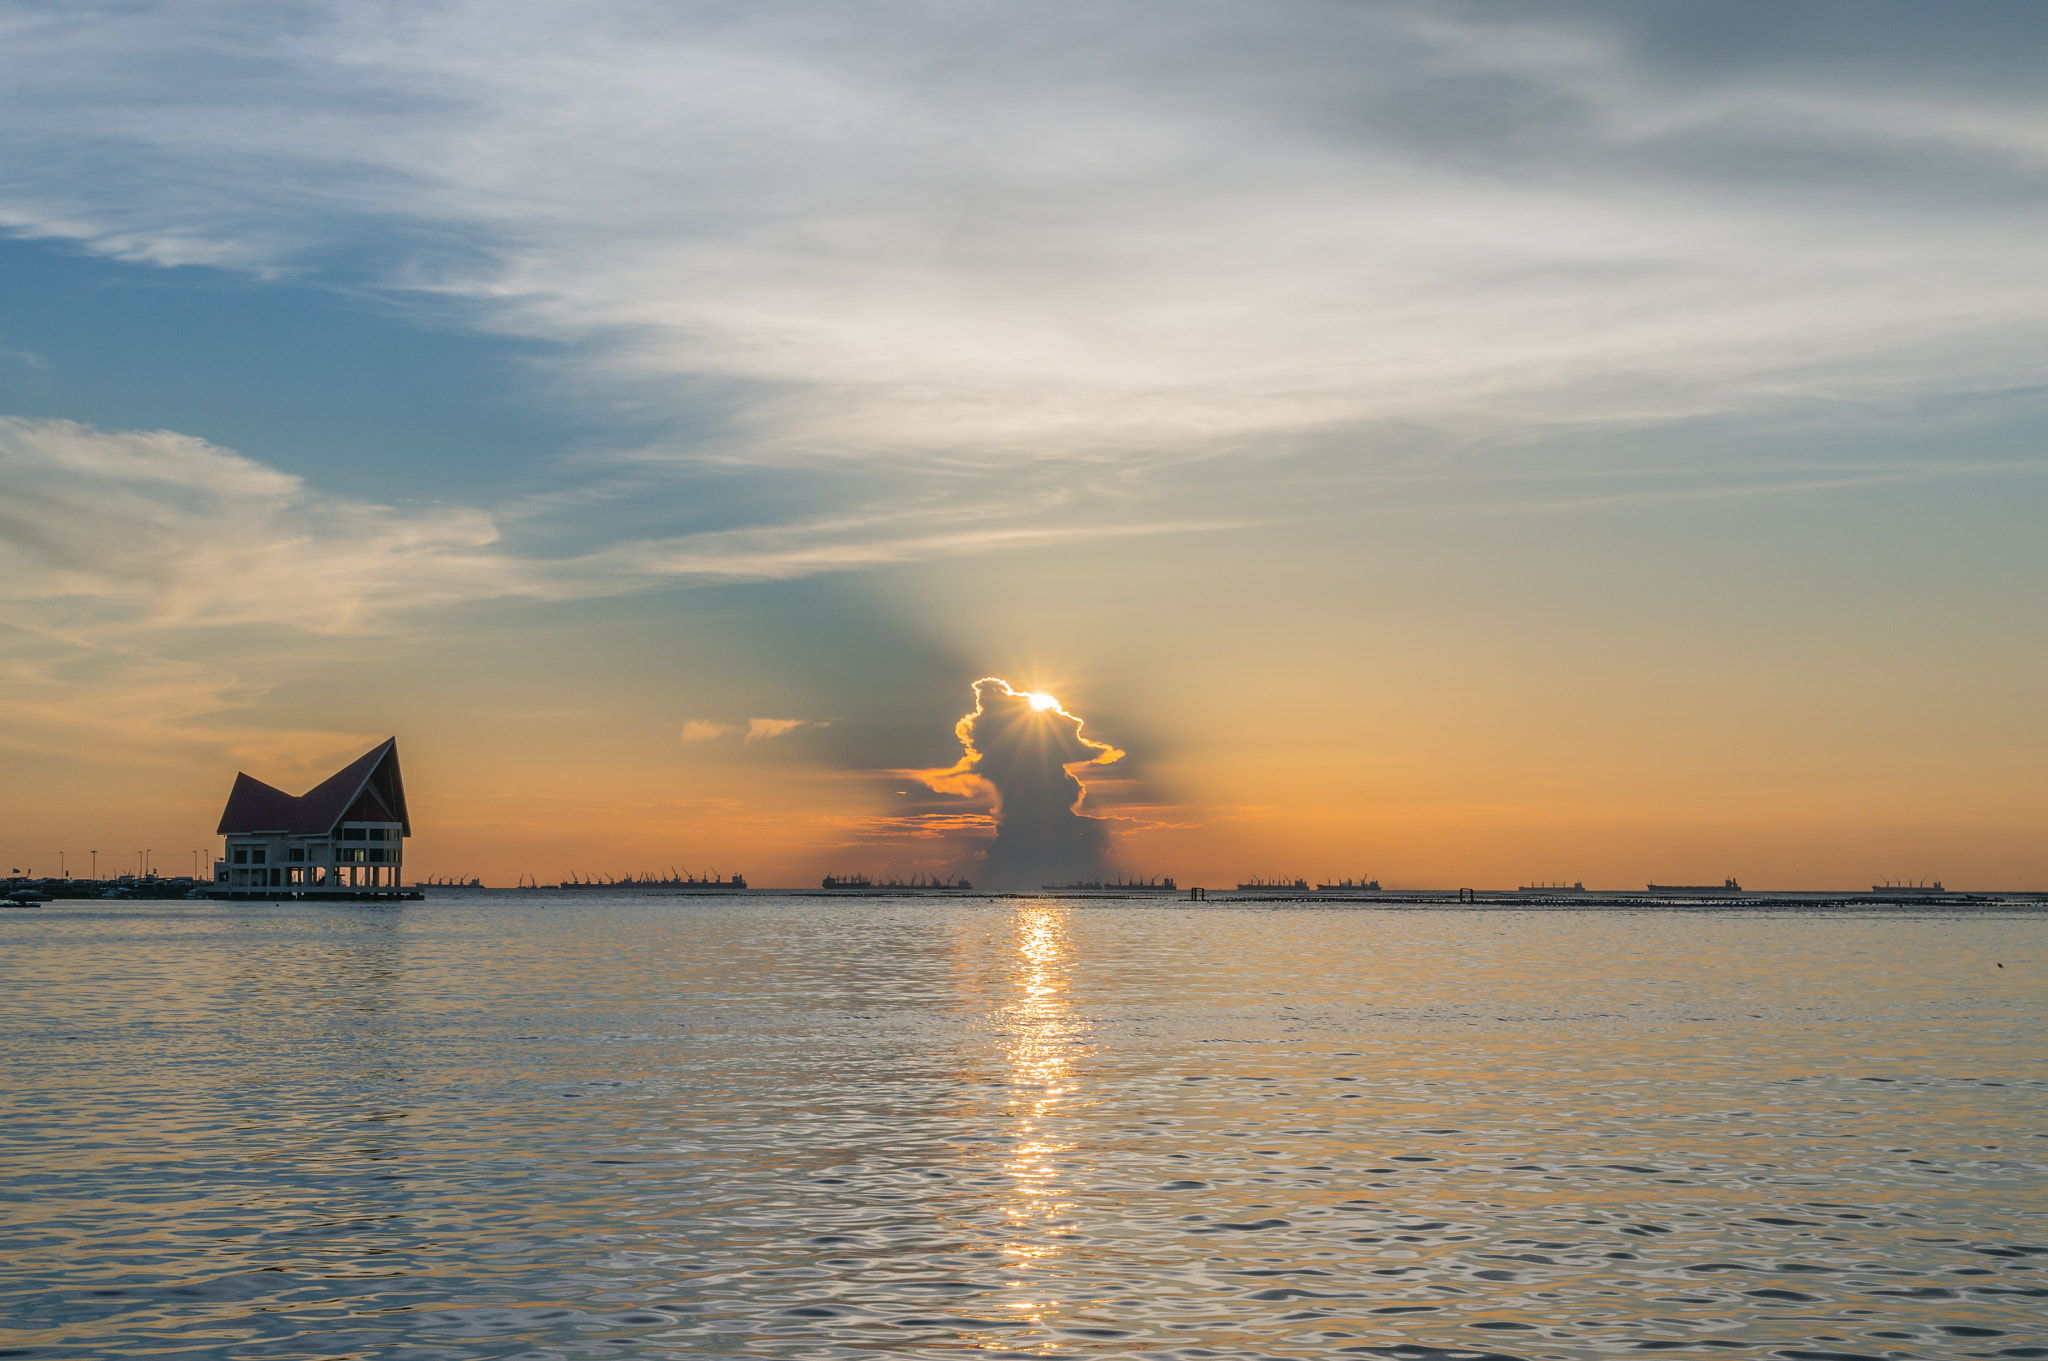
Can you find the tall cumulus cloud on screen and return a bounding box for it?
[914,678,1124,892]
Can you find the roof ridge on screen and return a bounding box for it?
[216,738,408,837]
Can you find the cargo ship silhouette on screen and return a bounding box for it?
[1041,877,1177,891]
[821,873,972,891]
[559,870,746,889]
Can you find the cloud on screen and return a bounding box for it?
[2,0,2043,474]
[0,416,521,633]
[554,504,1243,590]
[0,415,1243,639]
[0,635,372,772]
[0,413,1253,782]
[745,718,812,743]
[912,678,1124,891]
[680,717,824,744]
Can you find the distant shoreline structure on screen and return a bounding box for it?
[559,870,747,890]
[8,876,2037,906]
[822,873,972,891]
[1040,877,1176,892]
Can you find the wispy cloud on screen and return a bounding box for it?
[679,721,732,742]
[0,636,371,770]
[745,718,813,743]
[0,416,518,632]
[2,1,2042,469]
[0,416,1246,638]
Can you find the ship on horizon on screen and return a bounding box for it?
[1236,876,1309,891]
[1645,878,1740,895]
[1517,881,1587,893]
[1041,876,1177,891]
[1873,878,1945,893]
[559,869,746,890]
[822,872,972,891]
[1316,878,1380,891]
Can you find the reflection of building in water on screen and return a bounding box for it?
[214,738,411,897]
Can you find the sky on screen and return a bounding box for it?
[1,0,2044,889]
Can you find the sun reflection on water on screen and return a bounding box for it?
[997,903,1079,1331]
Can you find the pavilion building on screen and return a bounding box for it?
[214,738,410,896]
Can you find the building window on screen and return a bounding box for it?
[343,828,366,841]
[251,847,267,865]
[232,847,248,865]
[288,848,304,863]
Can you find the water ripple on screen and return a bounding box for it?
[2,896,2043,1360]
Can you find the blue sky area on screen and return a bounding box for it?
[0,237,594,498]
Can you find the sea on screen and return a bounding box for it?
[2,894,2043,1361]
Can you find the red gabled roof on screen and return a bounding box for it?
[216,738,410,837]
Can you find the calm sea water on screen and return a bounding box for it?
[2,895,2043,1361]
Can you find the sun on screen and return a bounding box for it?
[1026,691,1059,711]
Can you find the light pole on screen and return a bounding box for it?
[90,850,97,881]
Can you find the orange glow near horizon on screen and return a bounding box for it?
[20,635,2043,892]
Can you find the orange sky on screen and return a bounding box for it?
[8,486,2041,890]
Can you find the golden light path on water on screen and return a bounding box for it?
[998,903,1078,1340]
